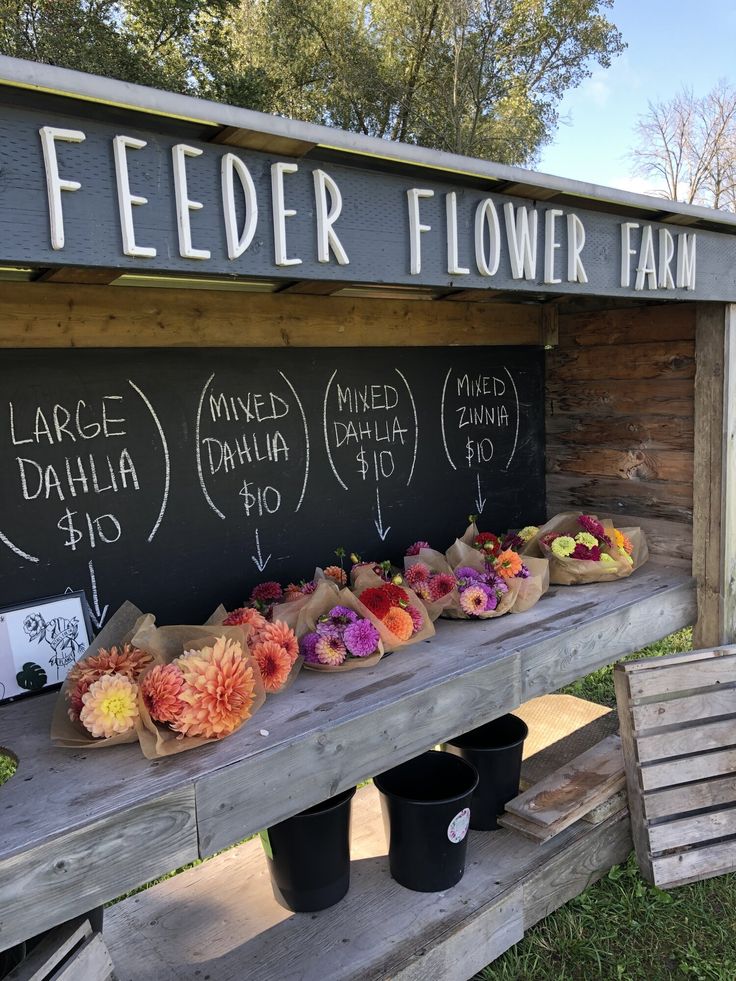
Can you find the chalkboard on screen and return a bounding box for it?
[0,347,545,626]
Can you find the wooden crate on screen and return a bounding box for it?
[6,918,114,981]
[614,646,736,888]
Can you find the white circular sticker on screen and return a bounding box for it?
[447,807,470,844]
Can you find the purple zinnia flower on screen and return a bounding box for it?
[455,566,482,583]
[300,631,321,664]
[406,604,424,633]
[406,541,430,556]
[327,605,359,625]
[578,515,607,542]
[344,619,380,657]
[502,532,523,551]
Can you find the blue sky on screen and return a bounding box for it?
[537,0,736,192]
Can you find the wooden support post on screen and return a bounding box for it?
[693,303,736,646]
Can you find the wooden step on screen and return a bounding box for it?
[105,784,631,981]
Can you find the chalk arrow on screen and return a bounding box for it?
[374,486,391,541]
[251,528,271,573]
[87,560,109,630]
[474,473,487,515]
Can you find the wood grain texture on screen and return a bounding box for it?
[547,446,693,483]
[546,305,695,568]
[0,566,694,949]
[692,303,736,646]
[50,934,114,981]
[632,686,736,729]
[550,340,695,381]
[104,786,630,981]
[547,379,694,419]
[616,646,736,887]
[545,474,693,523]
[505,735,623,828]
[643,775,736,820]
[546,415,694,451]
[627,652,736,699]
[5,919,91,981]
[652,839,736,889]
[637,718,736,763]
[0,282,542,348]
[0,789,197,952]
[640,747,736,792]
[557,305,695,348]
[648,807,736,853]
[613,666,654,882]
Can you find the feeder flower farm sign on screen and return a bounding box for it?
[0,105,719,298]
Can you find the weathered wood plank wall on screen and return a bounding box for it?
[546,304,695,566]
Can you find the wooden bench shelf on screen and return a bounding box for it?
[0,561,696,952]
[105,783,632,981]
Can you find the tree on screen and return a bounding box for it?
[0,0,625,166]
[631,80,736,210]
[209,0,625,164]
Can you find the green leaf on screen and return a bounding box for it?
[16,662,47,692]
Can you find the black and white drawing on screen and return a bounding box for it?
[0,592,92,702]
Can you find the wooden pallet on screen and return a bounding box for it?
[6,918,113,981]
[614,646,736,888]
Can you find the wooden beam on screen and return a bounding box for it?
[35,267,119,285]
[693,303,736,645]
[209,126,315,158]
[0,282,543,347]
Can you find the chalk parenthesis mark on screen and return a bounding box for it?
[323,369,348,491]
[395,368,418,487]
[128,379,170,542]
[441,366,457,471]
[0,529,39,564]
[196,373,226,520]
[279,370,310,512]
[504,367,520,470]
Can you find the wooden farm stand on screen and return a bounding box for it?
[0,54,734,979]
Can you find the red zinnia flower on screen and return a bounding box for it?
[472,532,501,557]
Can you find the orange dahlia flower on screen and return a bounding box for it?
[323,565,347,586]
[141,663,185,724]
[495,549,523,579]
[261,620,299,664]
[383,606,414,641]
[223,606,267,631]
[251,640,294,692]
[174,636,257,739]
[79,673,139,738]
[67,644,152,687]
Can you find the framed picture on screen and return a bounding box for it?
[0,592,92,703]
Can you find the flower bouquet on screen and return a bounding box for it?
[50,602,266,758]
[50,601,153,751]
[446,524,549,615]
[350,566,435,651]
[403,542,459,621]
[300,599,385,672]
[523,512,648,585]
[128,617,266,758]
[209,604,301,693]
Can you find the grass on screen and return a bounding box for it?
[476,626,736,981]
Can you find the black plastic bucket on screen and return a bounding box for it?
[374,750,479,892]
[443,713,529,830]
[263,786,356,912]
